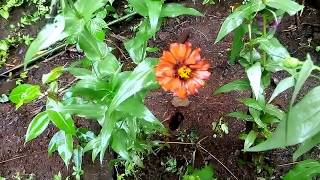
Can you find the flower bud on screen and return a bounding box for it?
[283,57,302,69]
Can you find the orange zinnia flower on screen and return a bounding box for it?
[156,42,211,99]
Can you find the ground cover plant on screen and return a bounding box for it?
[1,0,320,179]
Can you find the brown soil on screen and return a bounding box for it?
[1,0,320,180]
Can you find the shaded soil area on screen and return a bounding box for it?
[1,0,320,179]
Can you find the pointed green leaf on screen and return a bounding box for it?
[215,1,265,43]
[269,76,294,103]
[214,79,250,95]
[246,62,262,99]
[42,66,64,84]
[266,0,304,16]
[26,112,50,142]
[9,84,41,109]
[283,160,320,180]
[160,3,202,17]
[24,15,66,67]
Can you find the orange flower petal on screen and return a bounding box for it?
[185,80,198,95]
[161,51,177,64]
[163,78,180,92]
[185,48,201,65]
[173,86,187,99]
[170,43,189,62]
[193,70,211,80]
[189,60,210,70]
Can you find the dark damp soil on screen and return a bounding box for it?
[1,0,320,180]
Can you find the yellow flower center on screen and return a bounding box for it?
[178,65,192,79]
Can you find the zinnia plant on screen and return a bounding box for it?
[156,42,211,99]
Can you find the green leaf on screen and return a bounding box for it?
[246,62,262,100]
[63,104,107,119]
[214,79,250,95]
[74,0,107,21]
[48,131,73,166]
[249,108,267,129]
[108,58,157,114]
[215,1,265,43]
[257,37,290,63]
[59,132,73,166]
[146,0,162,34]
[244,130,258,150]
[229,25,246,64]
[111,130,129,160]
[25,112,50,142]
[290,56,314,107]
[42,66,64,84]
[248,85,320,151]
[266,0,304,16]
[0,9,9,19]
[283,160,320,180]
[240,98,264,111]
[293,132,320,160]
[268,76,294,103]
[9,84,41,109]
[47,110,76,135]
[127,0,148,16]
[24,15,66,67]
[117,96,159,123]
[160,3,202,17]
[227,111,253,121]
[264,104,285,121]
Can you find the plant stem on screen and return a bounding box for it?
[107,12,137,26]
[248,23,253,64]
[262,14,267,65]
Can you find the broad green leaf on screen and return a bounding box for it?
[108,58,157,114]
[74,0,107,21]
[249,108,267,129]
[117,96,159,123]
[73,147,83,178]
[229,25,246,64]
[25,112,50,142]
[49,131,64,155]
[246,62,262,100]
[227,111,253,121]
[124,20,151,63]
[47,110,76,135]
[42,66,64,84]
[244,130,258,150]
[67,67,92,79]
[146,0,162,34]
[240,98,264,111]
[160,3,202,17]
[184,165,215,180]
[264,104,285,121]
[58,132,73,166]
[48,131,73,165]
[257,37,290,63]
[111,130,129,160]
[9,84,41,109]
[127,0,148,16]
[248,86,320,151]
[24,15,66,67]
[214,79,250,95]
[93,53,120,78]
[99,115,117,162]
[266,0,304,16]
[63,104,107,119]
[283,160,320,180]
[290,56,314,107]
[268,76,294,103]
[215,1,265,43]
[293,132,320,160]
